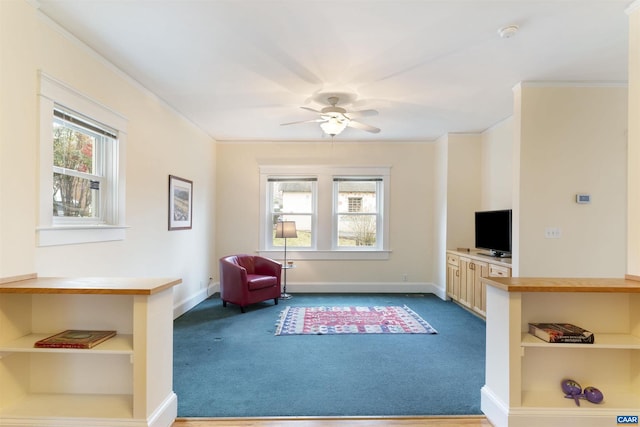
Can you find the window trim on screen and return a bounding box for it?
[259,165,390,261]
[37,72,128,246]
[52,106,111,225]
[265,176,318,250]
[333,177,384,250]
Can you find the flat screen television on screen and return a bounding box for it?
[475,209,512,258]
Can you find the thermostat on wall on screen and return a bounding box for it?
[576,194,591,204]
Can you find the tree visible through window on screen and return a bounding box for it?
[259,166,389,258]
[335,179,380,247]
[52,108,115,221]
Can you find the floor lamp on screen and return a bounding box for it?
[275,220,297,299]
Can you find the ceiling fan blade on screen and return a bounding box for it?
[345,109,379,119]
[347,120,380,133]
[280,118,325,126]
[300,106,322,114]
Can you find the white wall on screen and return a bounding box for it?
[481,118,514,211]
[2,1,631,314]
[432,135,449,296]
[516,84,627,277]
[215,141,437,292]
[446,134,482,251]
[628,2,640,277]
[0,1,216,315]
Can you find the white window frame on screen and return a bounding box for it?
[37,72,128,246]
[259,165,390,261]
[332,177,384,250]
[265,177,318,250]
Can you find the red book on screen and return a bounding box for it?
[34,330,117,349]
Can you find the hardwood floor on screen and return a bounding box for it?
[173,416,493,427]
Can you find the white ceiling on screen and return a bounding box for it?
[36,0,630,142]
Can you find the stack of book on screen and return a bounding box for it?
[528,323,594,344]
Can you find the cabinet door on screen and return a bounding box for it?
[459,257,471,308]
[471,261,489,316]
[446,264,460,300]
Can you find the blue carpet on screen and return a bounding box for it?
[173,293,486,417]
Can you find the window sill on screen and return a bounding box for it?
[257,249,391,261]
[37,225,129,246]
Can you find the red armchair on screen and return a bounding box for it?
[219,254,282,313]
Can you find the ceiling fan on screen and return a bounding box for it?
[281,96,380,137]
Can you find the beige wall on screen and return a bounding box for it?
[516,84,627,277]
[628,2,640,277]
[0,1,216,314]
[432,135,449,295]
[1,0,633,313]
[445,133,482,251]
[215,141,436,291]
[481,118,514,211]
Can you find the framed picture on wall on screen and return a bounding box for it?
[168,175,193,230]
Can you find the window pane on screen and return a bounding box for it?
[270,180,314,248]
[336,181,377,213]
[271,181,313,213]
[337,214,377,246]
[53,172,100,217]
[53,118,96,174]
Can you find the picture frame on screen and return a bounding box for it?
[168,175,193,230]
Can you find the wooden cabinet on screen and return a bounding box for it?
[481,277,640,427]
[0,274,181,427]
[470,259,489,316]
[446,253,460,300]
[446,250,511,318]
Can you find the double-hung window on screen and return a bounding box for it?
[38,72,127,246]
[260,166,390,260]
[52,107,115,223]
[334,177,382,248]
[266,177,317,250]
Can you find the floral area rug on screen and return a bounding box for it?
[274,305,438,336]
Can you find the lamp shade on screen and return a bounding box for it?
[275,220,297,239]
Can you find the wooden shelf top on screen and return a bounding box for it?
[0,274,181,295]
[446,249,512,267]
[482,276,640,293]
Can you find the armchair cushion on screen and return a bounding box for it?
[219,254,282,312]
[247,274,278,290]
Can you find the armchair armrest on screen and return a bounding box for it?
[220,257,249,299]
[254,256,282,283]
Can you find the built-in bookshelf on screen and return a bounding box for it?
[481,276,640,427]
[0,274,181,427]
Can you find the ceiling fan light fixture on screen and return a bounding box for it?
[320,117,349,137]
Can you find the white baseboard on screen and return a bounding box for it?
[0,392,177,427]
[287,281,446,299]
[481,385,622,427]
[481,385,509,427]
[174,282,446,318]
[173,287,209,318]
[148,392,177,427]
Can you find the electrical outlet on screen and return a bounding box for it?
[544,227,561,238]
[402,273,408,282]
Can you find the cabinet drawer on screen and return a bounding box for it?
[447,254,459,266]
[489,264,511,277]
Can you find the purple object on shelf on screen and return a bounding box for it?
[584,386,604,404]
[561,378,582,406]
[561,379,604,406]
